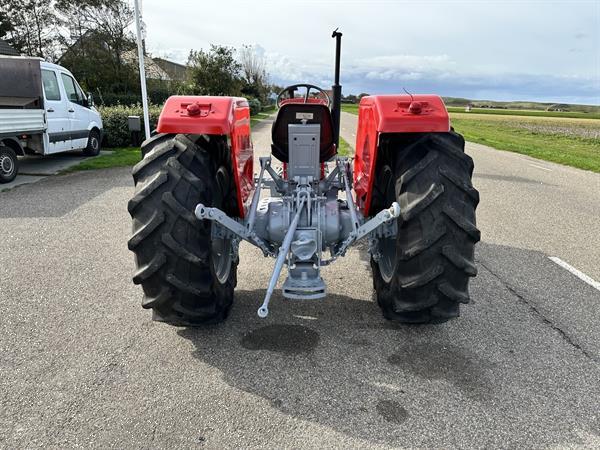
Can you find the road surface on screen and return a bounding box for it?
[1,118,599,448]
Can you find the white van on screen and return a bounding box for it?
[0,57,103,183]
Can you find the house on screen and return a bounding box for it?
[154,58,188,82]
[0,39,20,56]
[58,31,177,82]
[121,50,171,81]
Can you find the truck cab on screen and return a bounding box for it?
[40,61,103,154]
[0,57,103,183]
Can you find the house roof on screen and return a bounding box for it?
[121,50,172,81]
[153,58,188,82]
[0,39,20,56]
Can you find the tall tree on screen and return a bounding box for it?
[56,0,137,96]
[1,0,58,59]
[188,45,242,96]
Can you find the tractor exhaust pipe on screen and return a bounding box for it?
[331,29,342,149]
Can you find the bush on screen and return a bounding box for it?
[248,98,261,116]
[98,104,162,147]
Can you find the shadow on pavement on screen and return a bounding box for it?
[474,173,557,185]
[179,290,486,445]
[178,246,600,447]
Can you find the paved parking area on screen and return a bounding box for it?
[0,151,112,191]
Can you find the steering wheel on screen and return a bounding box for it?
[276,84,331,108]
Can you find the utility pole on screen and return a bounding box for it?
[133,0,150,141]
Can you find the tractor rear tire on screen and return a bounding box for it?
[128,133,238,326]
[370,131,480,324]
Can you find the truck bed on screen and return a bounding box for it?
[0,109,46,136]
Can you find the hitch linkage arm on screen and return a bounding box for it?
[195,204,274,257]
[333,202,401,259]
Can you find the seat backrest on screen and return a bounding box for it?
[271,103,336,163]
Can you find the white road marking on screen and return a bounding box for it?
[549,257,600,291]
[529,163,552,171]
[293,314,318,321]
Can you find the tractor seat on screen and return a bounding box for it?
[271,103,337,163]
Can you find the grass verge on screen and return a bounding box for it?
[341,104,359,115]
[451,117,600,172]
[251,112,274,128]
[447,107,600,120]
[343,103,600,120]
[339,103,600,172]
[338,136,352,156]
[64,147,141,172]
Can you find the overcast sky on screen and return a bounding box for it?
[141,0,600,104]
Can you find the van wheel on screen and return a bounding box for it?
[0,145,18,183]
[83,130,101,156]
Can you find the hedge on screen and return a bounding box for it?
[98,99,269,148]
[98,104,161,148]
[248,98,261,116]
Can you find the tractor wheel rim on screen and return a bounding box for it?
[0,155,14,175]
[378,238,397,283]
[212,237,232,284]
[377,165,397,283]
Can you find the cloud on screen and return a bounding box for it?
[265,50,600,104]
[148,44,600,105]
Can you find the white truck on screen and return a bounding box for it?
[0,57,103,183]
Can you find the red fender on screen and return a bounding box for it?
[157,95,254,217]
[353,94,450,215]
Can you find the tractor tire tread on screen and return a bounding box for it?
[400,182,444,221]
[128,133,236,325]
[372,130,479,324]
[133,252,167,284]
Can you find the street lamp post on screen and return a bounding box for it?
[133,0,151,141]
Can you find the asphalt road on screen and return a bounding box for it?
[1,117,599,448]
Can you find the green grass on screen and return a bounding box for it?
[64,147,141,172]
[338,136,352,156]
[251,111,274,128]
[340,102,600,172]
[451,117,600,172]
[447,107,600,120]
[443,96,600,114]
[341,104,359,115]
[343,103,600,119]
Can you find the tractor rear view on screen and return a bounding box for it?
[128,31,480,326]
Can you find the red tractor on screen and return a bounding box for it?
[128,31,480,325]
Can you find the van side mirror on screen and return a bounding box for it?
[86,93,94,107]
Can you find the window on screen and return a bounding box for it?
[74,81,86,104]
[61,73,81,104]
[42,70,61,101]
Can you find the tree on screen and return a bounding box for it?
[1,0,58,59]
[239,44,269,103]
[187,45,242,96]
[56,0,138,98]
[343,94,358,103]
[0,10,15,39]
